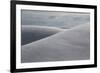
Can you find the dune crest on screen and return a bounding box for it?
[22,24,90,63]
[21,25,64,45]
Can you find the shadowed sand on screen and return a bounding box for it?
[21,25,64,45]
[21,24,90,63]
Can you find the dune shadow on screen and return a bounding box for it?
[21,25,64,45]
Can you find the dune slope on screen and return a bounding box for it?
[21,25,64,45]
[22,24,90,63]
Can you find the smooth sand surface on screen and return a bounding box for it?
[21,24,90,63]
[21,25,64,45]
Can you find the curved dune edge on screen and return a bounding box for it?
[21,25,65,45]
[22,24,90,63]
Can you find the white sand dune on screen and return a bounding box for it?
[60,23,90,29]
[21,24,90,63]
[21,25,64,45]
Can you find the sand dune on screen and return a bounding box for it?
[60,23,90,29]
[21,25,64,45]
[22,10,90,28]
[22,24,90,63]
